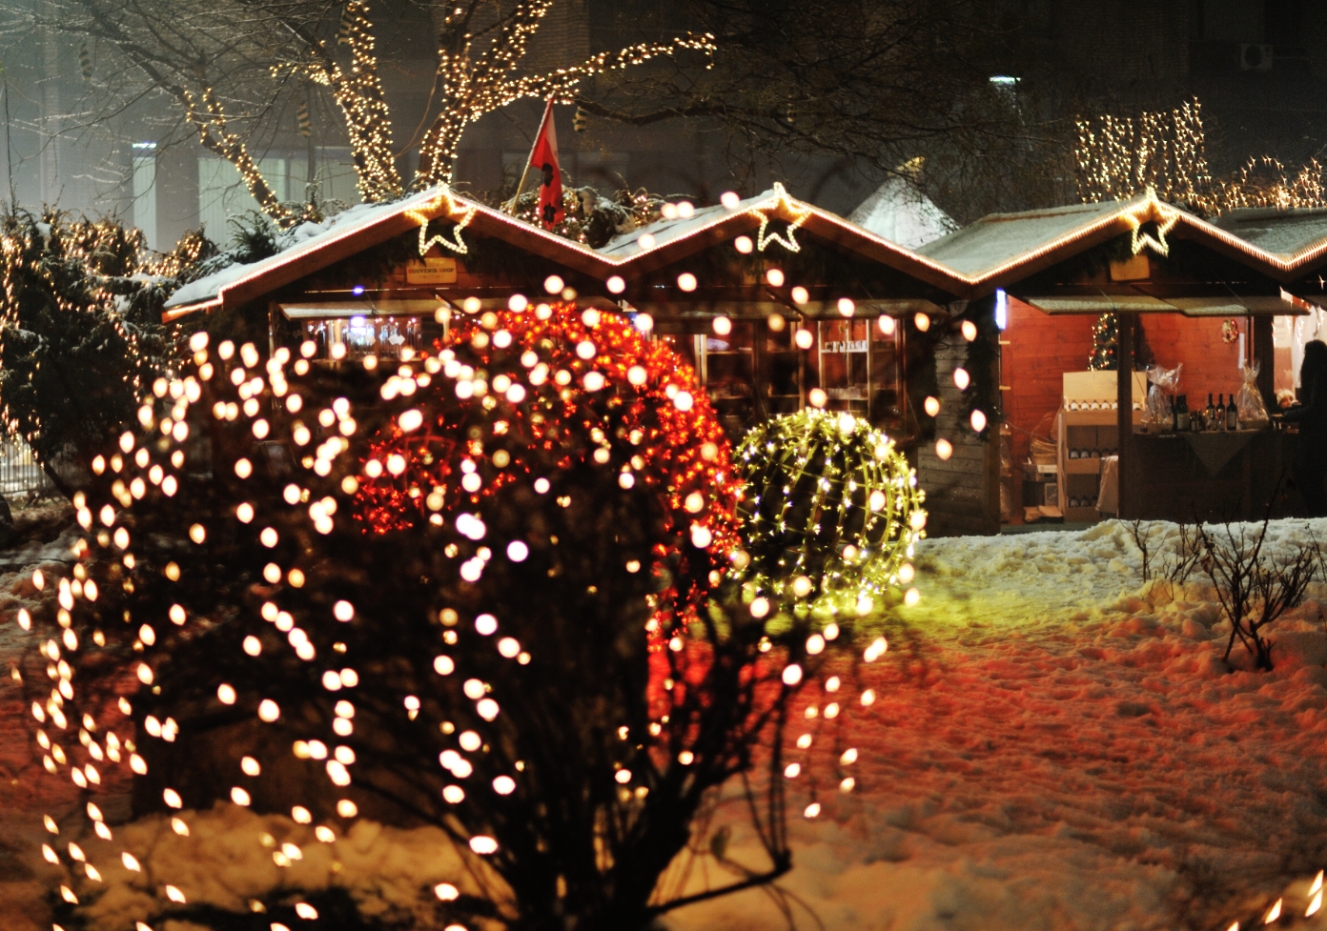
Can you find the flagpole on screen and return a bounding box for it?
[506,97,555,215]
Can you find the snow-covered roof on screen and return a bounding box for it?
[917,199,1147,279]
[163,183,970,317]
[164,188,608,316]
[170,182,1327,318]
[848,177,956,250]
[913,192,1327,293]
[597,197,754,260]
[1211,207,1327,262]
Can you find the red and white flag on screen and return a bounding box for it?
[529,98,564,230]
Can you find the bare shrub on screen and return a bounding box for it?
[1194,516,1318,671]
[1126,520,1202,600]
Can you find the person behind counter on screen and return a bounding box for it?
[1283,339,1327,516]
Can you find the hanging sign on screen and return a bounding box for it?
[823,339,867,354]
[406,257,458,285]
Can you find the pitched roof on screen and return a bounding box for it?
[166,184,1327,318]
[847,176,957,250]
[917,200,1133,278]
[164,187,609,317]
[1211,207,1327,263]
[163,183,968,317]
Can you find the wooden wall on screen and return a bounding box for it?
[1002,299,1096,466]
[916,330,1000,537]
[1139,315,1245,410]
[1001,304,1249,472]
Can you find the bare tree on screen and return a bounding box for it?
[5,0,713,225]
[1075,98,1327,215]
[577,0,1053,211]
[1127,518,1202,601]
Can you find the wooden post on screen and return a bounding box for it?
[1252,314,1274,408]
[1116,313,1134,519]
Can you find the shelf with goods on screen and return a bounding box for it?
[1057,371,1146,522]
[815,317,904,427]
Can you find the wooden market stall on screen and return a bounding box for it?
[918,194,1311,524]
[162,184,996,523]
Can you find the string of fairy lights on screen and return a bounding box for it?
[12,181,972,928]
[1076,97,1327,214]
[285,0,403,203]
[736,409,925,616]
[183,87,296,227]
[417,0,715,186]
[256,0,716,207]
[20,270,918,926]
[0,213,168,473]
[355,300,741,637]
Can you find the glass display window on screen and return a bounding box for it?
[653,317,757,441]
[870,316,904,430]
[303,315,422,361]
[812,317,903,427]
[818,318,870,413]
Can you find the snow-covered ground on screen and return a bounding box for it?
[6,517,1327,929]
[668,518,1327,931]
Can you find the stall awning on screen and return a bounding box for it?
[625,299,947,319]
[279,299,444,319]
[1014,285,1306,317]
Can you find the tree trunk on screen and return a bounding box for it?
[417,118,462,188]
[39,0,60,205]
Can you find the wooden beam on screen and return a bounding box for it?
[1116,314,1134,519]
[1252,314,1274,408]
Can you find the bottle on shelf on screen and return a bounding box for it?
[1226,392,1238,430]
[1215,394,1225,431]
[1176,395,1190,432]
[1206,392,1216,428]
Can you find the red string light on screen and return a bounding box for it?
[354,301,741,635]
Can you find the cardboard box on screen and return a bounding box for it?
[1063,370,1147,406]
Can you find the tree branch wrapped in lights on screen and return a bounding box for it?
[735,409,926,617]
[22,303,894,931]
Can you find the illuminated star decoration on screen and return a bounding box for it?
[748,182,813,253]
[1124,188,1181,257]
[408,184,477,256]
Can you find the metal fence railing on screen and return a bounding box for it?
[0,437,55,499]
